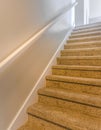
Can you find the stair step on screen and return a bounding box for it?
[27,103,101,130]
[18,115,66,130]
[72,28,101,34]
[67,35,101,43]
[46,75,101,95]
[70,31,101,39]
[64,41,101,49]
[74,23,101,31]
[57,56,101,66]
[73,25,101,31]
[52,65,101,79]
[75,22,101,29]
[61,47,101,56]
[38,87,101,117]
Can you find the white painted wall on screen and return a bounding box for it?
[75,0,84,26]
[89,0,101,23]
[0,0,75,130]
[0,0,71,63]
[75,0,89,26]
[90,0,101,18]
[84,0,89,24]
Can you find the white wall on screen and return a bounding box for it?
[0,0,75,130]
[90,0,101,18]
[84,0,89,24]
[0,0,71,63]
[89,0,101,23]
[75,0,84,26]
[75,0,89,26]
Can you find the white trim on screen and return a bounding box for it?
[7,28,73,130]
[0,2,77,72]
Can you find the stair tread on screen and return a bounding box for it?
[28,103,101,130]
[38,87,101,108]
[73,27,101,32]
[62,47,101,52]
[52,65,101,71]
[70,32,101,39]
[58,55,101,59]
[66,41,101,46]
[73,30,101,35]
[72,30,101,35]
[68,35,101,41]
[74,25,101,31]
[75,22,101,29]
[46,75,101,86]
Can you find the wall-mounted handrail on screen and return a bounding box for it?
[0,2,77,72]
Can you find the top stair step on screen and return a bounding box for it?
[70,31,101,39]
[74,22,101,31]
[72,27,101,34]
[75,22,101,28]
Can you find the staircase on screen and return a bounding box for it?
[18,23,101,130]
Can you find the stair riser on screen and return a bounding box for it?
[39,95,101,118]
[68,37,101,43]
[61,50,101,56]
[73,28,101,34]
[57,58,101,66]
[46,80,101,95]
[70,33,101,39]
[52,68,101,79]
[64,43,101,49]
[27,115,66,130]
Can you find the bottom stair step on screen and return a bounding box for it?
[27,103,101,130]
[17,116,66,130]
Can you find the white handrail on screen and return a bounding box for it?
[0,2,77,72]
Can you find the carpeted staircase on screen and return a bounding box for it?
[18,23,101,130]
